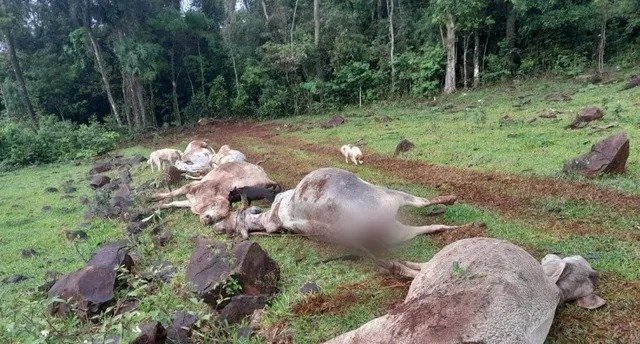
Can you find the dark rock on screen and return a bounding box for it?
[119,170,132,184]
[563,132,630,178]
[101,182,119,192]
[237,327,253,340]
[186,238,233,306]
[129,155,147,165]
[544,92,573,102]
[48,266,116,318]
[166,312,198,344]
[65,230,88,241]
[41,205,52,212]
[45,187,59,193]
[21,248,37,258]
[621,75,640,91]
[111,184,133,210]
[220,295,268,324]
[566,106,604,129]
[232,241,280,296]
[127,221,149,235]
[152,228,172,247]
[394,139,415,156]
[163,166,183,185]
[87,240,134,271]
[186,239,279,307]
[90,175,111,189]
[2,275,28,284]
[299,282,320,294]
[115,298,140,315]
[320,115,345,129]
[133,322,167,344]
[90,161,113,175]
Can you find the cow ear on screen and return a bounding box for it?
[576,294,606,309]
[542,259,566,284]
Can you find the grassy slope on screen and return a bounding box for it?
[278,75,640,194]
[0,74,639,343]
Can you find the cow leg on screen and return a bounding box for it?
[159,200,191,209]
[393,222,462,243]
[388,190,457,208]
[153,182,196,200]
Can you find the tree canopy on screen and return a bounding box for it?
[0,0,638,128]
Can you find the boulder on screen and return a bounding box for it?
[166,312,198,344]
[86,240,134,271]
[186,239,280,307]
[220,295,268,324]
[152,228,172,247]
[132,322,167,344]
[567,106,604,129]
[129,155,147,165]
[47,265,116,318]
[621,75,640,91]
[90,161,113,175]
[394,139,415,156]
[299,282,320,294]
[563,132,630,178]
[90,175,111,189]
[321,115,345,129]
[185,238,233,306]
[232,241,280,296]
[2,275,28,284]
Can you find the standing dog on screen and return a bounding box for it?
[148,149,182,171]
[340,144,364,165]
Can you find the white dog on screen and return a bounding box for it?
[340,144,364,165]
[148,149,182,171]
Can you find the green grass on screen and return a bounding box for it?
[279,75,640,194]
[2,74,640,343]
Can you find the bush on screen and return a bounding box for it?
[0,117,119,170]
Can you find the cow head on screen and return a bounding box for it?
[198,195,231,225]
[541,254,605,309]
[212,206,264,238]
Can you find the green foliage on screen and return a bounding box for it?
[0,117,119,170]
[327,62,383,105]
[396,45,446,96]
[208,76,230,116]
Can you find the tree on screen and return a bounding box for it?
[0,0,38,128]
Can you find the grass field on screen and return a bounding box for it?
[1,73,639,343]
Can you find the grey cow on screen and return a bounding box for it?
[214,167,463,257]
[324,237,605,344]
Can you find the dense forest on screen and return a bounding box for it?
[0,0,639,130]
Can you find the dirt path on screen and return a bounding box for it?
[183,121,640,242]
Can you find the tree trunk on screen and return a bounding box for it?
[170,51,181,125]
[463,34,470,89]
[314,0,320,47]
[197,40,205,94]
[505,3,516,73]
[358,84,362,107]
[597,19,606,76]
[231,52,239,92]
[121,70,132,128]
[149,84,157,128]
[473,31,480,88]
[0,15,38,128]
[260,0,269,22]
[134,78,147,128]
[387,0,395,92]
[86,29,122,125]
[444,13,456,94]
[290,0,299,43]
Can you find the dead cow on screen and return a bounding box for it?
[211,145,247,167]
[214,168,462,248]
[325,238,605,344]
[153,161,279,225]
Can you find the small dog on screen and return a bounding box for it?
[340,144,364,165]
[148,149,182,171]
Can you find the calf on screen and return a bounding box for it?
[325,238,605,344]
[147,149,182,171]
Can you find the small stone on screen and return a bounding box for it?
[21,248,37,258]
[45,187,59,193]
[299,281,320,294]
